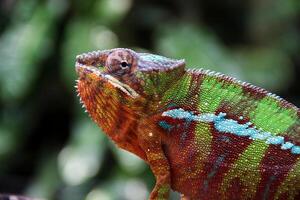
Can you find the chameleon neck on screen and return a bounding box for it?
[139,66,185,97]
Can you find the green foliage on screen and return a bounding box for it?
[0,3,55,101]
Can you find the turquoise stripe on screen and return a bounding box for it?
[162,108,300,155]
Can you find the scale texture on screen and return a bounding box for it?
[75,48,300,200]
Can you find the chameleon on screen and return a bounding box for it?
[75,48,300,200]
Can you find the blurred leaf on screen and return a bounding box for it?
[86,188,112,200]
[0,5,54,101]
[46,0,69,18]
[94,0,133,24]
[247,0,300,53]
[110,145,146,175]
[0,107,25,166]
[86,178,148,200]
[0,124,18,159]
[26,154,61,200]
[58,118,106,186]
[233,47,293,91]
[12,0,38,21]
[155,23,293,91]
[58,184,91,200]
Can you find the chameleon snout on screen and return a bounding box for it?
[75,50,110,75]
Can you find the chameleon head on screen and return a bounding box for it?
[75,48,185,136]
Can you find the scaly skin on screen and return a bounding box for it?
[75,48,300,200]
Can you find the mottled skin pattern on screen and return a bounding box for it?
[75,48,300,200]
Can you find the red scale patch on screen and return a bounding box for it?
[224,177,244,200]
[157,110,200,194]
[255,144,300,200]
[197,122,253,198]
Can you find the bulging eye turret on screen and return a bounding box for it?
[105,49,136,74]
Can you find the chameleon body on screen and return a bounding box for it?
[75,48,300,200]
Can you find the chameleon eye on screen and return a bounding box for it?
[120,61,131,69]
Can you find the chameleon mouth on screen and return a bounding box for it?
[75,63,139,98]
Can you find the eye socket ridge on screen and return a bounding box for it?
[120,61,131,69]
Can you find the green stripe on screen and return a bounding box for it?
[250,96,297,133]
[162,74,192,103]
[198,76,243,113]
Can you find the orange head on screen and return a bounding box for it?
[75,48,185,141]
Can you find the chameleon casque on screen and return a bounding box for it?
[75,48,300,200]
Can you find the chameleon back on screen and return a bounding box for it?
[156,69,300,199]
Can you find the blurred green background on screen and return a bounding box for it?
[0,0,299,199]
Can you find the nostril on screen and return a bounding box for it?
[76,56,85,66]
